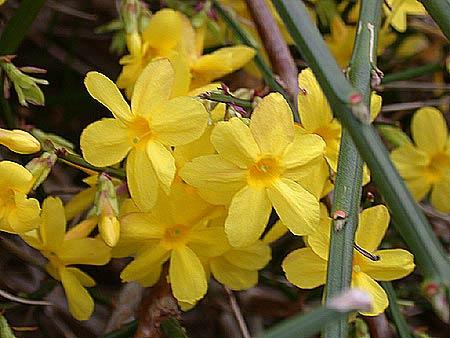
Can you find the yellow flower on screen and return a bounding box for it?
[391,107,450,212]
[283,205,414,316]
[384,0,427,32]
[0,128,40,154]
[181,92,325,247]
[0,161,40,234]
[119,187,227,304]
[20,197,111,320]
[80,58,208,211]
[117,8,255,96]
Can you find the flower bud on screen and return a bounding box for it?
[0,128,41,154]
[25,152,57,190]
[94,173,120,246]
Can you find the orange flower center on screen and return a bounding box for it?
[162,224,190,249]
[247,156,283,187]
[426,151,450,183]
[128,116,152,146]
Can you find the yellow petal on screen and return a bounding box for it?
[370,93,382,122]
[188,226,229,257]
[356,205,390,252]
[126,148,158,212]
[151,96,208,146]
[267,178,319,236]
[142,9,183,52]
[411,107,448,154]
[41,197,66,251]
[121,245,170,281]
[306,204,332,260]
[298,68,332,131]
[282,134,325,171]
[80,118,131,167]
[84,72,132,122]
[210,256,258,290]
[136,264,163,287]
[167,51,192,97]
[60,267,94,321]
[224,241,271,270]
[191,46,255,86]
[431,175,450,213]
[131,58,173,116]
[250,93,294,155]
[120,212,165,240]
[66,267,96,287]
[169,246,207,303]
[0,129,40,154]
[0,160,33,193]
[99,215,120,247]
[7,193,40,233]
[290,157,330,199]
[262,220,288,244]
[58,238,110,265]
[65,216,98,241]
[352,272,388,316]
[64,186,96,221]
[360,249,414,281]
[180,154,246,192]
[225,186,272,247]
[146,141,176,194]
[282,247,327,288]
[211,119,259,168]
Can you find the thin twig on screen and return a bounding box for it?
[0,288,52,306]
[245,0,299,114]
[381,81,450,91]
[381,96,450,112]
[224,287,251,338]
[46,0,97,21]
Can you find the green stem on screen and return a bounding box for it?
[0,0,47,54]
[200,91,253,109]
[381,282,414,338]
[382,63,442,84]
[211,0,299,122]
[0,71,15,128]
[161,317,189,338]
[272,0,450,287]
[55,149,126,180]
[419,0,450,41]
[324,2,380,338]
[100,321,138,338]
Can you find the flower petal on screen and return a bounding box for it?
[126,148,159,212]
[180,154,246,192]
[131,58,174,116]
[120,212,165,240]
[411,107,448,154]
[225,186,272,247]
[210,256,258,290]
[137,264,163,287]
[297,68,332,131]
[352,272,388,316]
[40,197,66,251]
[80,118,131,167]
[430,174,450,213]
[361,249,415,281]
[355,205,390,253]
[268,178,319,236]
[151,96,208,146]
[282,134,325,171]
[142,9,183,51]
[84,72,133,122]
[250,93,294,155]
[60,267,94,321]
[211,118,259,168]
[146,141,176,194]
[0,160,33,193]
[282,247,327,288]
[121,245,170,281]
[188,226,229,257]
[7,193,40,233]
[58,238,111,265]
[224,241,271,270]
[170,246,207,303]
[66,267,96,287]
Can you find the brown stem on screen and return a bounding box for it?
[224,286,251,338]
[245,0,299,113]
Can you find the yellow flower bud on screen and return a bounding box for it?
[99,214,120,247]
[0,128,41,154]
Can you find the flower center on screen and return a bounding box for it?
[128,116,152,146]
[247,156,283,187]
[162,224,190,249]
[426,152,450,183]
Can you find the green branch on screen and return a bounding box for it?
[324,2,381,337]
[420,0,450,41]
[0,0,47,54]
[382,63,442,84]
[381,282,414,338]
[211,0,299,122]
[272,0,450,290]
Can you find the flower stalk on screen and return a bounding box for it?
[324,4,381,338]
[272,0,450,290]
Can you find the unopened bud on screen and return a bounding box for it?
[25,152,57,190]
[0,128,41,154]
